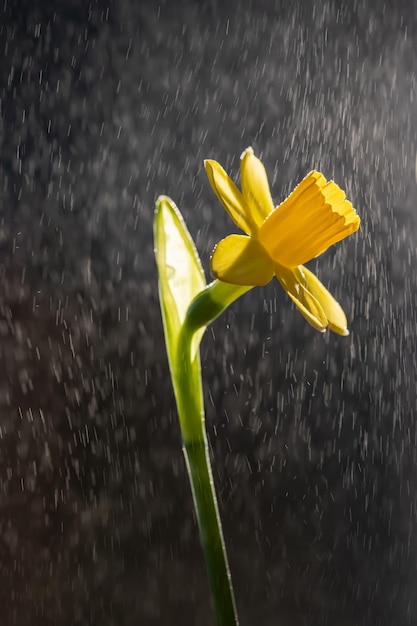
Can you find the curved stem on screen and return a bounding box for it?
[176,324,239,625]
[170,281,254,625]
[186,280,252,335]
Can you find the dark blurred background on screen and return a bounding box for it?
[1,0,417,624]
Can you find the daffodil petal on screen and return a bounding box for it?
[240,147,275,225]
[275,264,328,332]
[204,159,255,235]
[259,171,360,267]
[301,266,349,335]
[211,234,274,286]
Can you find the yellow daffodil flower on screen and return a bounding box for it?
[204,147,360,335]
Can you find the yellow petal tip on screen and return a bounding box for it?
[329,324,350,336]
[240,146,254,160]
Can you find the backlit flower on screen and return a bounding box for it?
[204,147,360,335]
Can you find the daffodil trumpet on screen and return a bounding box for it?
[205,147,360,335]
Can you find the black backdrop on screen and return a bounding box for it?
[1,1,417,624]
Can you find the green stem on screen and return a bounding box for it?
[184,438,239,626]
[174,282,253,626]
[176,326,239,624]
